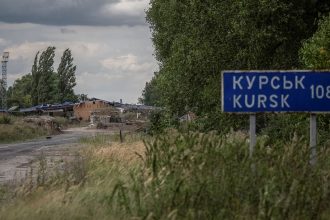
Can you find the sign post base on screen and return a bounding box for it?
[249,114,256,158]
[310,114,317,165]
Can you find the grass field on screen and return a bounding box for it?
[1,131,330,219]
[0,116,48,143]
[0,116,75,144]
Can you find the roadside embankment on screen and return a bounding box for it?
[1,130,330,219]
[0,133,145,219]
[0,116,68,144]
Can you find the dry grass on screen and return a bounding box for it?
[0,117,47,143]
[3,131,330,219]
[94,141,145,165]
[0,135,146,219]
[0,116,80,143]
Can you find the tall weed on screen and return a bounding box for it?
[0,115,11,124]
[109,131,330,219]
[2,132,330,219]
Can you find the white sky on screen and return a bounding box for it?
[0,0,158,104]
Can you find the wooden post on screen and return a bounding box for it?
[120,129,123,143]
[249,114,256,158]
[310,114,317,165]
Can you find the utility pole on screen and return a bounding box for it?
[1,52,9,110]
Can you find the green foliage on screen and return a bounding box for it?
[300,13,330,69]
[31,51,40,105]
[38,46,57,104]
[143,0,330,130]
[261,114,309,143]
[7,74,32,107]
[111,132,330,219]
[31,47,58,105]
[79,134,113,146]
[10,47,78,107]
[0,115,11,124]
[52,116,70,128]
[3,132,330,219]
[139,72,161,106]
[57,49,77,103]
[148,109,177,135]
[258,113,330,147]
[0,118,47,143]
[187,108,248,134]
[77,94,89,102]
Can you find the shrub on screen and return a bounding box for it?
[0,115,11,124]
[53,117,69,128]
[2,131,330,219]
[108,132,330,219]
[300,13,330,69]
[188,109,248,134]
[148,109,177,135]
[261,113,309,143]
[0,118,47,143]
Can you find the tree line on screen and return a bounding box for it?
[140,0,330,130]
[6,47,78,107]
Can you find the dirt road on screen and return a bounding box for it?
[0,127,113,184]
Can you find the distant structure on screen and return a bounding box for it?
[1,52,9,110]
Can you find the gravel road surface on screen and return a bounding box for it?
[0,127,113,184]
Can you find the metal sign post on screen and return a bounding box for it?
[310,114,317,165]
[249,114,256,158]
[221,70,330,162]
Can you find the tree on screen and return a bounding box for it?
[31,47,57,105]
[144,0,330,118]
[77,94,88,102]
[139,72,161,106]
[57,48,77,103]
[31,51,40,105]
[19,46,79,106]
[38,46,56,104]
[7,74,33,107]
[300,13,330,69]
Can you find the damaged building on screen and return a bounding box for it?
[73,99,111,121]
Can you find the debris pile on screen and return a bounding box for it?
[90,106,149,131]
[23,116,60,133]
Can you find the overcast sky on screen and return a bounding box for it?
[0,0,158,104]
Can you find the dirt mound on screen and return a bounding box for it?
[23,116,61,133]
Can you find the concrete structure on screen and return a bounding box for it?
[73,99,111,121]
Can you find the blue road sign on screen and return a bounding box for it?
[222,70,330,113]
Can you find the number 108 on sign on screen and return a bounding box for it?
[310,85,330,99]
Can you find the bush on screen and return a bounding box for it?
[148,109,178,135]
[261,113,309,143]
[0,115,11,124]
[0,117,48,143]
[260,113,330,146]
[53,117,69,128]
[300,13,330,69]
[2,131,330,219]
[188,109,248,134]
[108,131,330,219]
